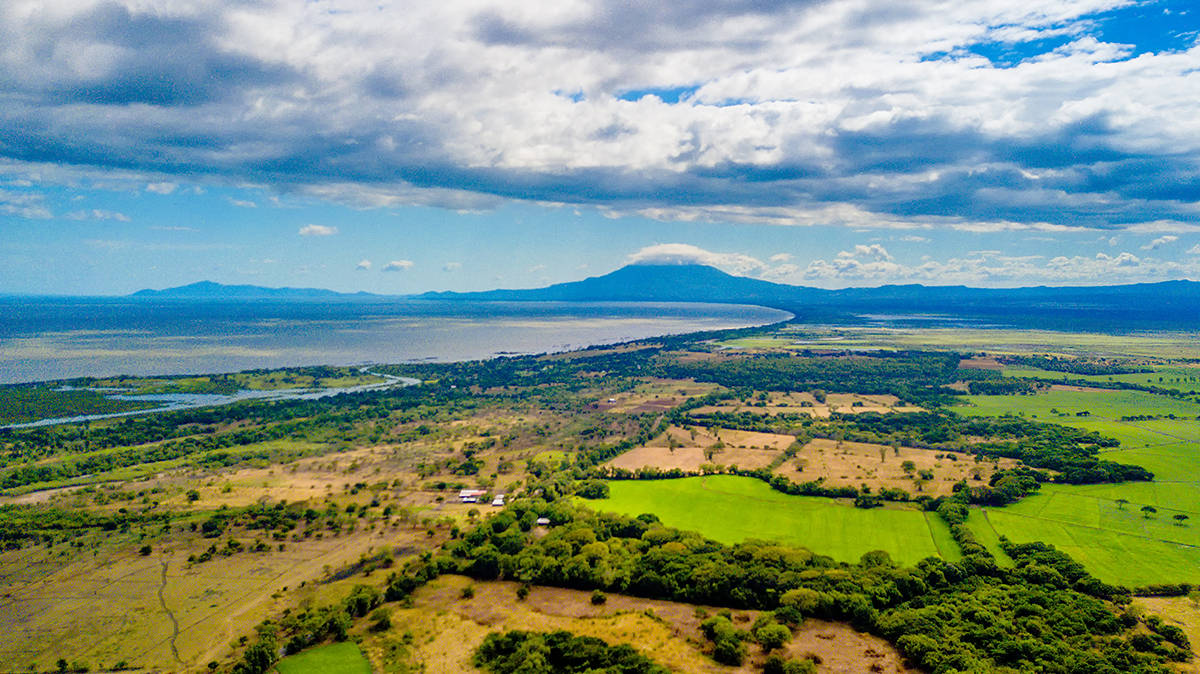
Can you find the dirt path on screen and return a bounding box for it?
[158,560,183,665]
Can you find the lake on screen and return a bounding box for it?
[0,297,790,384]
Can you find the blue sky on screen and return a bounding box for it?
[2,0,1199,295]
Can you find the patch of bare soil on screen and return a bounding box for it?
[773,438,1015,498]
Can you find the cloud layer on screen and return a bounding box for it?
[2,0,1199,230]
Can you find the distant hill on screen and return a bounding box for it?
[131,266,1200,330]
[131,281,379,300]
[419,264,827,304]
[421,263,1200,330]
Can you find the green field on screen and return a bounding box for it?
[959,389,1200,586]
[1002,364,1200,391]
[275,642,372,674]
[593,476,951,566]
[721,327,1200,359]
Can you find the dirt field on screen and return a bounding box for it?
[365,575,914,673]
[594,380,718,414]
[1134,596,1200,673]
[772,438,1015,497]
[604,425,794,472]
[958,356,1002,370]
[690,392,923,419]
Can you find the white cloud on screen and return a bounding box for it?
[797,247,1199,287]
[769,253,792,262]
[299,224,338,236]
[443,261,462,271]
[2,0,1198,232]
[900,235,929,242]
[1187,244,1200,255]
[145,182,177,195]
[228,198,258,208]
[356,259,372,270]
[0,188,52,219]
[382,260,414,271]
[627,243,770,275]
[65,209,130,222]
[1141,235,1178,250]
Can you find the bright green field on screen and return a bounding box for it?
[959,389,1200,586]
[275,642,372,674]
[594,476,951,566]
[1002,365,1200,392]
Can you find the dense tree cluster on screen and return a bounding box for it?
[998,355,1153,376]
[474,630,668,674]
[652,350,963,405]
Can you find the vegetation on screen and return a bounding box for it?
[474,630,668,673]
[4,324,1200,671]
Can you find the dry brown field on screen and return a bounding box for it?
[1133,596,1200,673]
[772,438,1017,498]
[603,425,795,472]
[0,524,437,672]
[690,392,923,419]
[361,574,913,673]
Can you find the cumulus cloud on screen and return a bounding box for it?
[769,253,792,262]
[356,259,372,270]
[1188,244,1200,255]
[382,259,414,271]
[1141,235,1179,250]
[65,209,130,221]
[2,0,1199,231]
[799,247,1199,287]
[0,188,52,219]
[298,224,338,236]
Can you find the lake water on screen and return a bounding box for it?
[0,298,790,384]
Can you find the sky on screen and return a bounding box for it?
[2,0,1200,295]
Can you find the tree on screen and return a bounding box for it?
[1141,505,1158,519]
[1116,498,1128,510]
[1173,514,1189,526]
[901,460,916,476]
[754,623,792,652]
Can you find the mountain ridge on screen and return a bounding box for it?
[127,266,1200,330]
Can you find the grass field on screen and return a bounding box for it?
[1002,365,1200,392]
[720,327,1200,359]
[959,389,1200,586]
[276,642,372,674]
[593,476,951,566]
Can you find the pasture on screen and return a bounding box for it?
[276,642,372,674]
[593,476,951,566]
[960,388,1200,586]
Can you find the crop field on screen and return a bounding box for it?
[959,388,1200,586]
[593,476,952,566]
[276,642,372,674]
